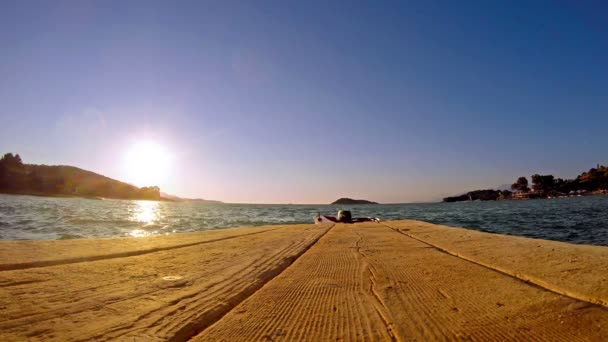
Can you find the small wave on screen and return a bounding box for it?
[138,224,167,231]
[58,234,84,240]
[66,218,132,225]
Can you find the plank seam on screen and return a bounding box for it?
[175,223,337,342]
[0,226,287,272]
[380,222,608,310]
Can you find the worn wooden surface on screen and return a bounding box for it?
[0,221,606,341]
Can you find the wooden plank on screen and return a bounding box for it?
[384,220,608,307]
[0,224,288,271]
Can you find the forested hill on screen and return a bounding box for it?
[0,153,161,200]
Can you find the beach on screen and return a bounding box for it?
[0,220,606,341]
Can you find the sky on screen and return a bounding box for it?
[1,0,607,204]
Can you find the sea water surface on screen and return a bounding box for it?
[0,194,607,245]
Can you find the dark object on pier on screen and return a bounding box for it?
[314,210,380,224]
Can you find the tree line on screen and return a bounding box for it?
[510,165,608,194]
[443,164,608,202]
[0,152,161,200]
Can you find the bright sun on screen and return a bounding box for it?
[124,141,172,187]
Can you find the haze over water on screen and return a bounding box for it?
[1,194,606,246]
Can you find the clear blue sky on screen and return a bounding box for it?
[1,0,607,203]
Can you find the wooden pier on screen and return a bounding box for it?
[0,220,606,341]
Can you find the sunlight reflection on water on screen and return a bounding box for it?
[133,200,160,224]
[129,201,161,237]
[129,229,154,238]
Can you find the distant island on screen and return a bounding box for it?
[0,152,220,202]
[331,198,378,205]
[160,192,222,203]
[443,164,608,202]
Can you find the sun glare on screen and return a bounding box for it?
[124,141,172,187]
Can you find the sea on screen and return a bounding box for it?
[0,194,607,246]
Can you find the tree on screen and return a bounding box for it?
[511,177,529,192]
[139,186,160,200]
[0,153,24,171]
[531,174,555,192]
[0,153,26,190]
[577,165,608,190]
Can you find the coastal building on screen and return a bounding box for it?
[511,191,544,200]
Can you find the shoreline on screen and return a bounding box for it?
[0,220,606,340]
[0,190,176,202]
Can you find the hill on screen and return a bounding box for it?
[0,153,161,200]
[331,197,378,205]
